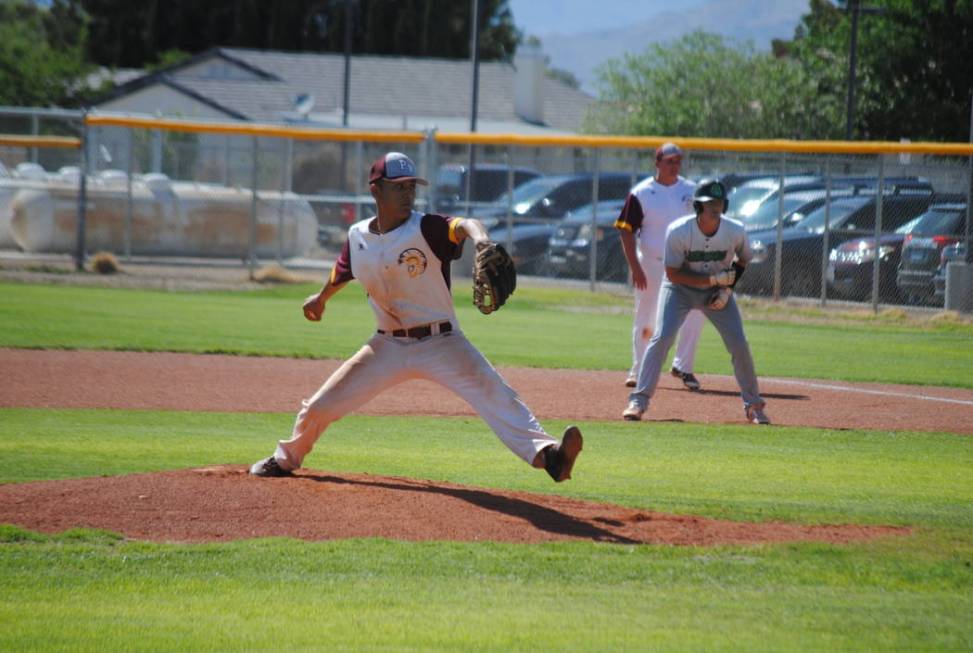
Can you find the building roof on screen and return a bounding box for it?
[97,47,595,135]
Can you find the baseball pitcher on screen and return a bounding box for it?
[250,152,582,482]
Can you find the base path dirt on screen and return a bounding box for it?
[1,348,970,433]
[0,466,910,546]
[1,348,965,546]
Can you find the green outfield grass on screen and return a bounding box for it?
[1,409,971,652]
[2,280,972,651]
[1,281,971,387]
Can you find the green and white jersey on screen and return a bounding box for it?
[663,214,752,277]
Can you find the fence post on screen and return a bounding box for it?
[124,128,134,260]
[151,129,162,173]
[589,148,601,291]
[871,155,885,313]
[820,156,832,306]
[74,110,88,272]
[505,145,514,222]
[772,152,786,300]
[29,113,38,163]
[277,138,292,263]
[249,136,258,280]
[426,130,438,214]
[352,139,364,221]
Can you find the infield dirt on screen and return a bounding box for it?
[2,347,967,545]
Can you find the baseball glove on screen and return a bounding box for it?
[708,286,732,311]
[472,241,516,314]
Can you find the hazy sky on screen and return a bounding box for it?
[507,0,711,37]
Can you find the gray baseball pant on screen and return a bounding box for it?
[630,281,763,407]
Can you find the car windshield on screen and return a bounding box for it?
[894,214,925,234]
[436,168,463,190]
[728,185,773,216]
[743,196,809,231]
[565,199,626,221]
[796,197,871,233]
[495,176,568,206]
[910,207,965,235]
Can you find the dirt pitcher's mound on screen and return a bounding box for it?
[0,466,909,546]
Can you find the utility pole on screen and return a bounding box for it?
[843,0,884,140]
[844,0,860,140]
[342,0,353,127]
[464,0,481,215]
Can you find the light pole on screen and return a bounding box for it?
[464,0,481,214]
[842,0,884,140]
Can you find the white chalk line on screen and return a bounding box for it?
[763,377,973,407]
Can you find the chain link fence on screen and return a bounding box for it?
[1,107,971,309]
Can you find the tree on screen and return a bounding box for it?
[77,0,521,68]
[0,0,93,107]
[584,31,842,139]
[782,0,973,142]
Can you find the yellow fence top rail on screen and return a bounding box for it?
[83,114,973,156]
[434,132,973,156]
[85,114,426,144]
[0,134,81,149]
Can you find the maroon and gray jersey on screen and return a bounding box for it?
[331,211,464,331]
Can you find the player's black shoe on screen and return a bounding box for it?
[544,425,583,482]
[671,367,701,391]
[249,456,293,477]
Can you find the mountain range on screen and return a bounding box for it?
[518,0,810,94]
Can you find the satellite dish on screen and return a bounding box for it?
[294,93,316,119]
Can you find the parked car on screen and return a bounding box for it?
[826,214,926,302]
[726,175,823,221]
[490,223,564,275]
[475,172,638,228]
[728,175,932,223]
[546,199,628,281]
[933,242,968,304]
[434,163,540,212]
[896,202,968,305]
[474,173,641,273]
[740,193,943,298]
[741,189,855,232]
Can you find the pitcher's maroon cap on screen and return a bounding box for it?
[369,152,429,185]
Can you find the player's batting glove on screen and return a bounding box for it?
[709,268,736,287]
[708,286,732,310]
[472,241,517,314]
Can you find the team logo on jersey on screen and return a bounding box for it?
[397,248,428,277]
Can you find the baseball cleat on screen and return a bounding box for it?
[249,456,293,477]
[671,367,701,391]
[544,425,583,482]
[625,374,638,388]
[745,403,771,425]
[622,394,648,421]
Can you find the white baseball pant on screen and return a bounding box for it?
[630,256,704,378]
[274,328,557,471]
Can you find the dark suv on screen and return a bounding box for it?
[740,192,941,298]
[478,172,639,274]
[434,163,540,212]
[896,203,968,305]
[546,199,629,281]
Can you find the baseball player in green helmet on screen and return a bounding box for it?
[622,179,770,425]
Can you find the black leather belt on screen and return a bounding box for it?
[378,321,452,339]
